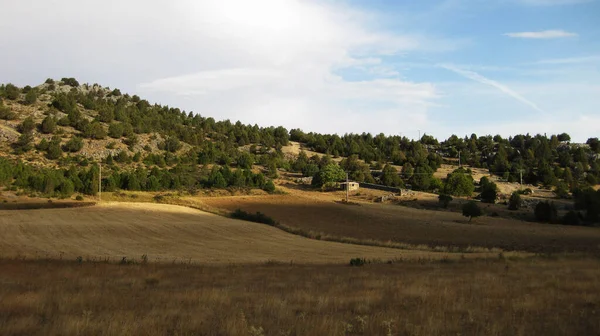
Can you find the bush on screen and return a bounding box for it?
[534,201,558,223]
[3,83,20,100]
[462,201,482,222]
[24,89,38,105]
[508,192,521,210]
[18,117,36,133]
[231,209,276,226]
[13,132,33,153]
[75,195,84,201]
[262,179,276,193]
[84,122,106,139]
[162,137,182,153]
[0,101,16,120]
[438,194,453,208]
[518,188,533,195]
[108,122,124,138]
[46,136,63,160]
[40,115,57,134]
[37,138,49,151]
[349,258,366,267]
[61,77,80,87]
[480,182,498,204]
[63,136,83,153]
[555,182,570,199]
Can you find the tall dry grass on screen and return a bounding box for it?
[0,257,598,335]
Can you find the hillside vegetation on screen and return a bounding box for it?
[1,78,599,225]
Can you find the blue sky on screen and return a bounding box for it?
[1,0,599,141]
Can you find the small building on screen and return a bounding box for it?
[340,182,360,191]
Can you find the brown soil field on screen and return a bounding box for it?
[1,257,598,335]
[200,190,600,253]
[0,202,485,264]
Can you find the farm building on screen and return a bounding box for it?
[340,182,360,191]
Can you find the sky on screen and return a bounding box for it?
[1,0,599,142]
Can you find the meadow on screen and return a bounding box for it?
[1,257,598,336]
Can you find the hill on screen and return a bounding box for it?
[1,78,599,226]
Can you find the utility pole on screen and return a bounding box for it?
[519,169,524,186]
[418,130,421,141]
[345,172,349,203]
[99,162,102,202]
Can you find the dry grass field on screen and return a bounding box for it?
[200,190,600,253]
[0,257,598,335]
[1,189,598,335]
[0,202,493,263]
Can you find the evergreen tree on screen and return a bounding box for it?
[40,115,57,134]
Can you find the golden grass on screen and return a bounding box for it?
[99,192,504,254]
[0,257,598,335]
[0,202,514,264]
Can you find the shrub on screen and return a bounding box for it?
[231,209,276,226]
[534,201,558,223]
[349,258,366,267]
[3,83,20,100]
[480,182,498,204]
[63,136,83,153]
[462,201,482,222]
[40,115,57,134]
[84,122,107,139]
[37,138,49,151]
[108,122,124,138]
[555,182,570,199]
[24,89,38,105]
[61,77,80,87]
[75,195,84,201]
[302,164,319,178]
[429,177,443,191]
[18,117,36,133]
[508,192,521,210]
[124,134,138,150]
[0,100,16,120]
[13,132,34,153]
[438,194,453,208]
[46,136,63,160]
[162,137,182,153]
[518,188,533,195]
[262,179,276,193]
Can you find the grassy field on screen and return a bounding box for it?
[0,202,500,263]
[200,191,600,253]
[0,257,598,335]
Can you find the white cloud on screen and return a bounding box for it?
[504,30,578,38]
[0,0,454,136]
[438,64,545,113]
